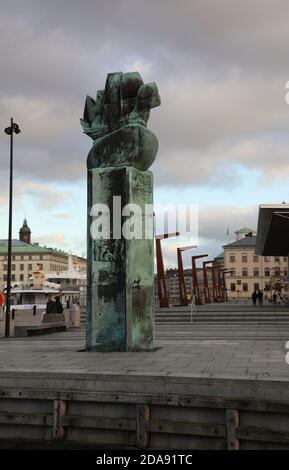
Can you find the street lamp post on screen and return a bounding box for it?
[4,118,21,338]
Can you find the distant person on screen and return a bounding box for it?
[252,291,258,305]
[273,292,277,305]
[55,296,64,314]
[257,290,263,306]
[46,295,57,314]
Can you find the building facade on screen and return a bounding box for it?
[224,227,288,300]
[154,268,211,306]
[0,220,86,289]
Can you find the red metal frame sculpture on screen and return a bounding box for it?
[177,245,197,306]
[203,260,213,303]
[217,264,224,301]
[192,254,208,305]
[211,263,225,302]
[205,260,219,302]
[211,265,219,302]
[156,232,179,308]
[201,262,229,304]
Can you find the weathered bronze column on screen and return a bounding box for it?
[81,72,161,351]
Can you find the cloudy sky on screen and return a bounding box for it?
[1,0,289,267]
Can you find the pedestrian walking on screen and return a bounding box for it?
[257,290,263,306]
[252,291,258,305]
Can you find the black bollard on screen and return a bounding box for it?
[11,309,15,320]
[33,305,36,316]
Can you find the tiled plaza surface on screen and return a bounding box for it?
[0,307,289,380]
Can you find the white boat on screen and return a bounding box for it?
[3,257,85,312]
[7,269,61,311]
[11,285,60,310]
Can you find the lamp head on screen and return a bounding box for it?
[12,123,21,134]
[4,127,12,135]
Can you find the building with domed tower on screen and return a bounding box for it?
[0,219,86,290]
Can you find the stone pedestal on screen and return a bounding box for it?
[86,166,154,351]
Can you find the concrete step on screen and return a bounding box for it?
[155,313,289,318]
[156,311,289,316]
[155,313,289,321]
[156,321,289,325]
[80,309,86,325]
[155,320,289,323]
[156,307,289,313]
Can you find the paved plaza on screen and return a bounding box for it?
[0,305,289,380]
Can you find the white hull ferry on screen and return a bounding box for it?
[9,268,60,311]
[11,286,60,311]
[6,256,85,312]
[1,263,81,333]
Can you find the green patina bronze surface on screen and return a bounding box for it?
[81,71,160,171]
[82,71,160,351]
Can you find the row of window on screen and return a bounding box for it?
[2,274,24,282]
[230,268,287,277]
[230,283,261,292]
[230,282,283,292]
[2,264,43,272]
[1,275,80,284]
[229,254,287,263]
[50,264,67,272]
[0,255,45,261]
[1,263,66,272]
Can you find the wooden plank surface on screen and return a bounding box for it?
[62,415,135,431]
[226,409,240,450]
[0,413,53,426]
[147,420,226,437]
[53,400,67,440]
[237,426,289,443]
[1,388,289,414]
[136,404,150,448]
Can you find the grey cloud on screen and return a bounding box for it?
[0,179,75,212]
[4,0,289,76]
[1,0,289,189]
[198,205,258,242]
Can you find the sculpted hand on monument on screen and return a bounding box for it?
[81,72,161,171]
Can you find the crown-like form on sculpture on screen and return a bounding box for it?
[81,71,161,171]
[81,71,160,139]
